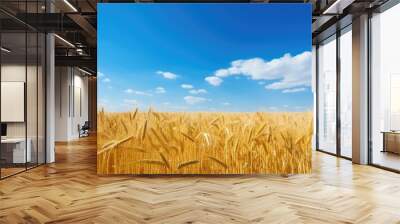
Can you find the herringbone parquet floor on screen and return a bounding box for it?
[1,135,400,224]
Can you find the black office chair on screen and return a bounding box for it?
[79,121,90,138]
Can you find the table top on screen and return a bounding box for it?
[1,138,28,143]
[381,131,400,134]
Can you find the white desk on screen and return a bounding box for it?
[1,138,31,163]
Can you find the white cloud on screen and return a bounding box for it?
[208,51,311,91]
[205,76,223,86]
[268,106,278,111]
[162,102,170,105]
[123,99,138,105]
[258,81,266,85]
[282,87,306,93]
[222,102,231,106]
[102,78,111,83]
[124,88,152,96]
[181,84,193,89]
[97,72,104,78]
[155,87,166,94]
[124,88,133,94]
[184,96,207,105]
[189,89,207,95]
[157,71,178,80]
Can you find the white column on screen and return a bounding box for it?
[46,32,55,163]
[352,14,369,164]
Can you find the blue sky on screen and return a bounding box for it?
[98,3,312,112]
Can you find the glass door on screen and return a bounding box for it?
[339,26,352,158]
[317,35,337,154]
[1,30,28,178]
[0,1,47,179]
[370,3,400,171]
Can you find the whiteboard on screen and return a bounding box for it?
[1,82,25,122]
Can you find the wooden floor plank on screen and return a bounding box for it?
[1,135,400,223]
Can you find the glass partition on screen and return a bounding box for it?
[1,31,28,177]
[339,26,352,158]
[370,3,400,171]
[0,1,46,179]
[38,32,45,165]
[27,31,38,169]
[317,35,337,154]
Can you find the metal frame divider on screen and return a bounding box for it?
[367,10,372,166]
[315,44,320,151]
[0,26,2,179]
[336,27,341,157]
[25,0,28,171]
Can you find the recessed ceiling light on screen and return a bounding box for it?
[54,34,75,48]
[78,67,93,76]
[322,0,354,15]
[63,0,78,12]
[1,47,11,53]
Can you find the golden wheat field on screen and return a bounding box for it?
[97,108,313,175]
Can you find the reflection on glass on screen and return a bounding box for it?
[371,3,400,171]
[390,75,400,130]
[340,27,352,158]
[1,32,27,177]
[0,1,47,179]
[27,31,38,169]
[318,35,337,154]
[38,33,46,165]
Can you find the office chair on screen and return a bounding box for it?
[79,121,90,138]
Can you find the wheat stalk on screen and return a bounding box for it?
[177,160,200,169]
[159,152,170,169]
[181,132,195,143]
[97,108,312,174]
[208,156,228,169]
[141,120,148,141]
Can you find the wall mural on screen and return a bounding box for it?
[97,3,313,175]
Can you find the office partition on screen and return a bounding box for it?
[0,1,47,179]
[370,2,400,171]
[317,35,337,155]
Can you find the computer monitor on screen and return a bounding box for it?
[1,123,7,137]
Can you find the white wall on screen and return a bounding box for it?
[1,63,46,164]
[55,67,70,141]
[1,65,39,137]
[55,67,89,141]
[72,73,89,138]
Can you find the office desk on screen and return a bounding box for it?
[382,131,400,154]
[1,138,31,163]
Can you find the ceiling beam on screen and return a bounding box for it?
[67,13,97,47]
[55,55,96,71]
